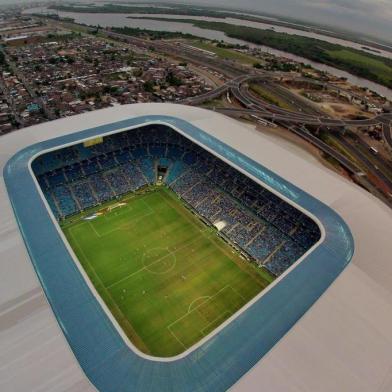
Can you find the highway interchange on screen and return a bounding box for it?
[184,74,392,133]
[107,27,392,204]
[184,76,392,204]
[41,19,392,206]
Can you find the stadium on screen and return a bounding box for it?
[1,104,392,392]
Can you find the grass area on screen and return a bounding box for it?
[61,186,273,357]
[199,97,228,109]
[249,83,294,110]
[111,26,198,41]
[326,49,392,86]
[128,17,392,88]
[189,40,258,65]
[45,11,392,87]
[319,133,362,167]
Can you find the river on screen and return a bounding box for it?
[25,7,392,99]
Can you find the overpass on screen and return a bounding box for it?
[183,75,392,148]
[41,18,392,151]
[188,77,392,202]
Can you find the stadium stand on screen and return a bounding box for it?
[32,125,321,276]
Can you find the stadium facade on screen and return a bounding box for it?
[1,104,392,392]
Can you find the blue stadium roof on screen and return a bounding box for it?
[4,115,354,391]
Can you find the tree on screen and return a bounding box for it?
[143,80,154,93]
[166,71,182,86]
[0,50,6,66]
[65,55,75,64]
[133,68,143,77]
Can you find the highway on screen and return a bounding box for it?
[39,17,392,203]
[183,75,392,147]
[381,118,392,150]
[102,27,392,197]
[104,30,246,79]
[216,105,392,128]
[181,75,249,105]
[226,88,392,201]
[215,106,364,176]
[284,125,363,175]
[334,133,392,192]
[44,17,392,151]
[180,63,392,203]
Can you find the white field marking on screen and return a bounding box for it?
[187,296,211,314]
[103,204,132,220]
[88,197,152,235]
[106,235,203,290]
[68,228,103,285]
[88,220,103,238]
[68,228,118,308]
[108,191,151,205]
[29,121,325,364]
[91,199,153,237]
[156,191,210,235]
[229,285,247,302]
[67,228,144,350]
[200,311,231,336]
[142,247,177,275]
[139,197,154,212]
[88,201,154,238]
[168,326,187,350]
[167,285,230,331]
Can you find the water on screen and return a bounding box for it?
[26,8,392,58]
[25,7,392,99]
[129,13,392,59]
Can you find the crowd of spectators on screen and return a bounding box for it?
[33,125,320,276]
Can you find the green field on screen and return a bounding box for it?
[189,40,258,65]
[325,49,392,86]
[61,187,273,357]
[249,83,295,110]
[120,17,392,88]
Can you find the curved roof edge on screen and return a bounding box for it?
[1,104,391,392]
[3,114,353,391]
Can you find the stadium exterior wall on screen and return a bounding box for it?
[3,113,354,391]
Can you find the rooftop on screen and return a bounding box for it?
[1,104,392,392]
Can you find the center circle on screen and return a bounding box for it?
[142,247,176,274]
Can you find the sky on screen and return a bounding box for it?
[198,0,392,42]
[1,0,391,43]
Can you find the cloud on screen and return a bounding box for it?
[214,0,392,42]
[302,0,392,19]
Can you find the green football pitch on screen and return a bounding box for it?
[61,187,274,357]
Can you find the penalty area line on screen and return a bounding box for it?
[167,325,187,350]
[88,208,154,238]
[167,285,230,331]
[187,296,211,314]
[200,310,231,336]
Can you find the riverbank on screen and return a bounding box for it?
[24,8,392,98]
[49,4,392,55]
[130,17,392,89]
